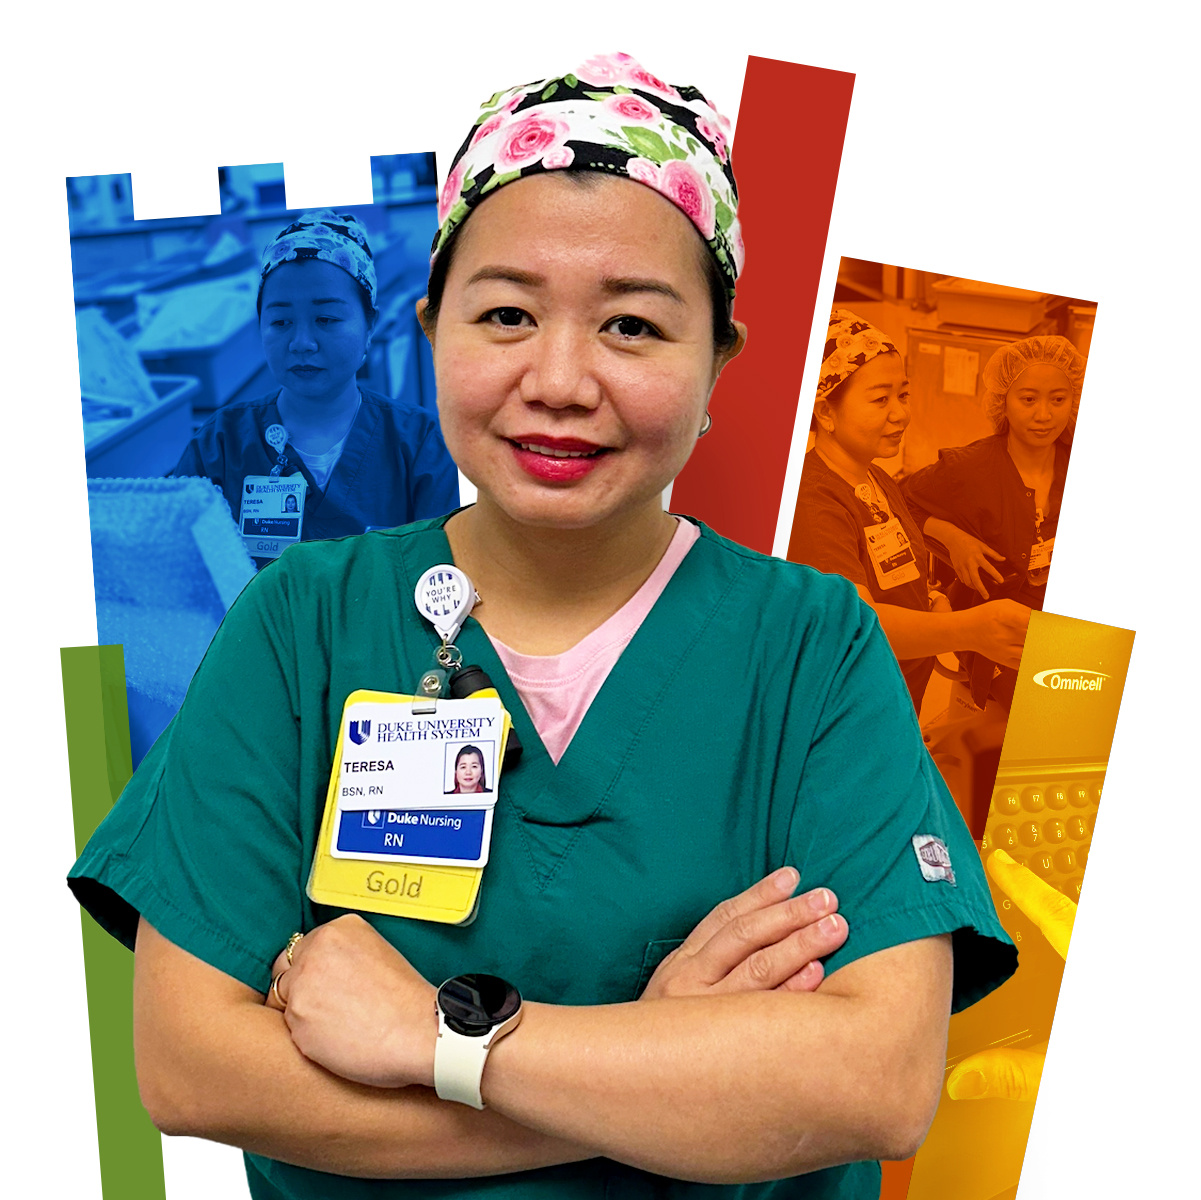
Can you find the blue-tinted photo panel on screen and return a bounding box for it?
[70,155,457,765]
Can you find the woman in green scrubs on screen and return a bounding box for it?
[70,55,1015,1199]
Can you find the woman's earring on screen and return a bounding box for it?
[698,412,713,438]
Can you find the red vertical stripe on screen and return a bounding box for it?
[671,56,855,552]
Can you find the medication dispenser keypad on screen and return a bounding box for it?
[981,767,1102,910]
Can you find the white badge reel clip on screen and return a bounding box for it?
[265,423,289,477]
[413,564,478,713]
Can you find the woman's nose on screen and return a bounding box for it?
[520,327,601,409]
[290,322,318,353]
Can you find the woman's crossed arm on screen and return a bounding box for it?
[134,873,950,1184]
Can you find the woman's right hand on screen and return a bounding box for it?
[941,528,1007,599]
[640,868,847,1001]
[966,599,1032,669]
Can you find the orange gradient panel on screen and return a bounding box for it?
[906,612,1133,1200]
[788,260,1097,817]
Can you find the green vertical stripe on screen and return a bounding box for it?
[62,645,167,1200]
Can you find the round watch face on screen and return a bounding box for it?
[438,974,521,1037]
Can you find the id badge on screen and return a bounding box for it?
[239,474,306,560]
[864,516,920,589]
[307,690,513,924]
[1029,536,1054,572]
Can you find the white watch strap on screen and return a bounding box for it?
[434,1025,488,1109]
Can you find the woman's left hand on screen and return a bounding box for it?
[266,914,437,1089]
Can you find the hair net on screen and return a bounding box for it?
[982,335,1087,434]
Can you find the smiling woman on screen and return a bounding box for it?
[419,171,737,555]
[172,210,459,566]
[69,54,1017,1200]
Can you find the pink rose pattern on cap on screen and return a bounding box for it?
[432,53,742,296]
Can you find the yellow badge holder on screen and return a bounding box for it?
[307,685,513,925]
[308,564,516,925]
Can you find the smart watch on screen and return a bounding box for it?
[434,973,523,1109]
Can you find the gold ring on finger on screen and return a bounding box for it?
[270,970,288,1009]
[285,931,304,966]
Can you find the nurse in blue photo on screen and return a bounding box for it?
[71,54,1016,1200]
[172,210,459,565]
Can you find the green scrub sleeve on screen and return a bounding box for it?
[69,558,310,993]
[788,592,1016,1012]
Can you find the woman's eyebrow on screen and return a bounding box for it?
[602,277,684,304]
[262,297,351,308]
[465,266,543,288]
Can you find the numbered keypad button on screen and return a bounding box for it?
[994,789,1022,817]
[1021,787,1045,813]
[1018,822,1042,848]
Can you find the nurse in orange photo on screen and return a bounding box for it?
[903,334,1085,609]
[789,309,1031,712]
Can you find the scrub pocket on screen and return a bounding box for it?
[633,938,685,998]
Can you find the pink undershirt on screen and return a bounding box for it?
[487,518,700,764]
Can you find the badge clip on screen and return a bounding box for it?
[412,661,450,715]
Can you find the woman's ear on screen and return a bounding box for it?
[709,320,747,389]
[721,321,748,371]
[813,398,835,434]
[416,297,435,348]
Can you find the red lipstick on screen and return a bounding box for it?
[508,435,608,482]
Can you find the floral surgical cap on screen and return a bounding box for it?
[259,209,377,310]
[432,52,743,296]
[816,309,901,401]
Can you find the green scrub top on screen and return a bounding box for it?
[69,515,1016,1200]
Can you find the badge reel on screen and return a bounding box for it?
[412,565,479,714]
[307,565,515,926]
[264,423,291,479]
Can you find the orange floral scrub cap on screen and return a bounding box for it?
[817,309,901,401]
[259,209,377,311]
[432,52,743,296]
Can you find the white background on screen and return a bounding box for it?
[5,2,1193,1196]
